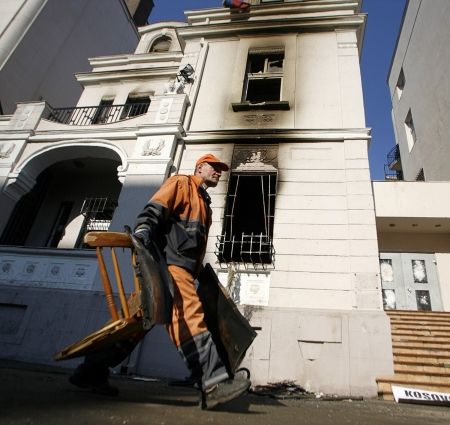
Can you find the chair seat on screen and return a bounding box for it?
[54,317,144,361]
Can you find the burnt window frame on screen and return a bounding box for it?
[120,94,151,120]
[242,49,284,103]
[216,172,277,267]
[92,98,114,124]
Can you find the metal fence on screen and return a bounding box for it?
[47,103,149,125]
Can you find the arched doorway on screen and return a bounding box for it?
[1,144,124,249]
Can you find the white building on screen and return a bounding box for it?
[374,0,450,398]
[0,0,145,115]
[0,0,415,398]
[386,0,450,182]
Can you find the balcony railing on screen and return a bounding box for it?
[384,164,403,181]
[386,144,401,170]
[46,102,150,125]
[384,144,403,180]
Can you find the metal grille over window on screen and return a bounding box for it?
[78,198,117,246]
[216,173,276,268]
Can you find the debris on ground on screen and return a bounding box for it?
[250,381,310,399]
[250,381,363,401]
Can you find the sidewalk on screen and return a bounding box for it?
[0,360,449,425]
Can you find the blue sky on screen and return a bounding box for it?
[149,0,407,180]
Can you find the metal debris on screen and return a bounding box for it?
[250,381,310,399]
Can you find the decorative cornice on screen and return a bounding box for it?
[178,15,365,39]
[88,52,183,68]
[75,67,180,84]
[185,1,361,25]
[28,123,185,142]
[138,21,187,35]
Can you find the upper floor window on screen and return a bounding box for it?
[415,168,425,181]
[404,109,417,151]
[120,95,150,119]
[92,98,114,124]
[396,68,405,99]
[150,35,172,53]
[243,49,284,103]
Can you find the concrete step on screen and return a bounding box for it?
[392,334,450,344]
[391,329,450,337]
[392,341,450,350]
[386,310,450,319]
[390,319,450,327]
[394,355,450,366]
[378,310,450,400]
[393,348,450,358]
[394,364,450,377]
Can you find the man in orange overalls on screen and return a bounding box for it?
[70,154,250,409]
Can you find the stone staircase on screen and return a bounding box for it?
[377,310,450,400]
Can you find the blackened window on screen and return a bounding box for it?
[92,99,114,124]
[120,95,150,119]
[216,173,276,265]
[243,50,284,103]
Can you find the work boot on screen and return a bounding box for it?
[200,378,251,410]
[69,371,119,396]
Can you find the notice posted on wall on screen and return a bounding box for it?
[239,273,270,306]
[392,385,450,407]
[215,271,270,306]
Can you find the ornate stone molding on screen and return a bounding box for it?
[0,142,14,159]
[0,248,97,291]
[142,138,165,156]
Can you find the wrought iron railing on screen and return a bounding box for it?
[386,144,401,169]
[77,198,118,248]
[46,102,150,125]
[384,164,403,181]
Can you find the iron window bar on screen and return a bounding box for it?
[46,102,150,125]
[77,198,117,247]
[216,172,276,269]
[215,233,275,270]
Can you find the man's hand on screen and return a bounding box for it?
[133,227,151,248]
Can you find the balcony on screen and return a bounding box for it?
[46,102,150,126]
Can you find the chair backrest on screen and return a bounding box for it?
[84,231,141,321]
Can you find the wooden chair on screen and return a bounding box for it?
[54,231,145,361]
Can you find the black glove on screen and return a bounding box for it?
[133,227,152,248]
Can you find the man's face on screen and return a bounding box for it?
[196,162,222,187]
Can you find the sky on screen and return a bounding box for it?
[149,0,407,180]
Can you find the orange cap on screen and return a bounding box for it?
[195,153,229,171]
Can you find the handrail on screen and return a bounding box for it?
[386,144,401,168]
[46,102,150,125]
